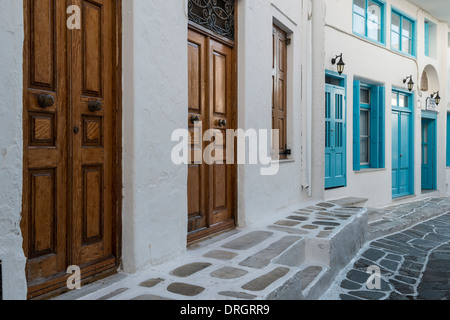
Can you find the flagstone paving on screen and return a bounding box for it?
[322,204,450,300]
[54,197,450,301]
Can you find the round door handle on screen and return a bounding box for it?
[74,126,80,134]
[191,115,200,124]
[38,94,55,108]
[218,119,227,127]
[88,100,103,112]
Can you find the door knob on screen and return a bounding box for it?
[218,119,227,127]
[38,94,55,108]
[88,100,103,112]
[74,126,80,134]
[191,115,200,124]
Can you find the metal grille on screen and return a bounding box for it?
[188,0,235,41]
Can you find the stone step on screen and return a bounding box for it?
[328,197,369,208]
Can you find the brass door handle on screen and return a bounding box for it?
[88,100,103,112]
[38,94,55,108]
[191,115,200,124]
[218,119,227,127]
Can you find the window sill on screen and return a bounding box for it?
[272,158,296,164]
[354,167,386,174]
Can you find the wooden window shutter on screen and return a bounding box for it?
[272,25,288,158]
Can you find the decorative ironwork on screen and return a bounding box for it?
[188,0,235,41]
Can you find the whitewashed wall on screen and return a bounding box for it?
[0,0,27,300]
[323,0,449,207]
[121,0,189,272]
[236,0,310,228]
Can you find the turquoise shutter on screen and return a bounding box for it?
[378,86,386,169]
[424,22,430,57]
[353,81,361,171]
[370,86,380,168]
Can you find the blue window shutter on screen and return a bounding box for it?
[424,22,430,57]
[353,81,361,171]
[378,86,386,169]
[370,86,380,168]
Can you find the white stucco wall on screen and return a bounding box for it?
[323,0,449,207]
[0,0,27,300]
[121,0,189,272]
[236,0,310,228]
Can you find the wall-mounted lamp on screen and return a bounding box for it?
[403,75,414,92]
[431,91,441,105]
[331,53,345,75]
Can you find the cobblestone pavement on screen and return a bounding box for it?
[55,199,368,301]
[54,196,450,301]
[322,211,450,300]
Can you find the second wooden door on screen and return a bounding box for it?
[187,27,236,243]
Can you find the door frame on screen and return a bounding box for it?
[421,112,437,191]
[186,20,238,244]
[21,0,123,299]
[391,88,414,199]
[325,70,347,190]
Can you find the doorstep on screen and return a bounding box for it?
[54,201,368,300]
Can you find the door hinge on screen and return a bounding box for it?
[286,38,292,46]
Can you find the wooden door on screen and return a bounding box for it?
[392,110,412,198]
[187,27,236,243]
[22,0,121,299]
[421,118,436,190]
[325,85,346,189]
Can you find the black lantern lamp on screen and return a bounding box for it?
[431,91,441,105]
[331,54,345,75]
[403,75,414,92]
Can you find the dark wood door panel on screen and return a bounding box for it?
[22,0,121,299]
[187,27,236,244]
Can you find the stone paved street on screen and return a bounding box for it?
[322,211,450,300]
[54,197,450,301]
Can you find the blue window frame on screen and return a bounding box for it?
[391,8,416,57]
[353,81,385,171]
[353,0,386,45]
[447,113,450,166]
[424,21,430,57]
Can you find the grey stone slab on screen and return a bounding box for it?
[379,259,400,272]
[316,202,336,208]
[341,280,362,290]
[385,254,403,262]
[274,220,301,227]
[312,221,341,227]
[203,250,238,261]
[346,269,371,284]
[301,225,319,230]
[170,262,212,278]
[139,278,164,288]
[301,266,322,290]
[219,291,257,300]
[97,288,129,300]
[222,231,274,251]
[394,275,417,285]
[348,290,387,300]
[239,236,301,269]
[286,215,309,222]
[241,267,290,292]
[210,267,248,280]
[268,225,309,235]
[390,280,415,295]
[340,294,363,300]
[167,283,205,297]
[131,294,173,300]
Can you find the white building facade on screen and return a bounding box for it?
[0,0,449,300]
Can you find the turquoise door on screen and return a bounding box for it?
[325,85,346,189]
[421,118,436,190]
[392,92,413,198]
